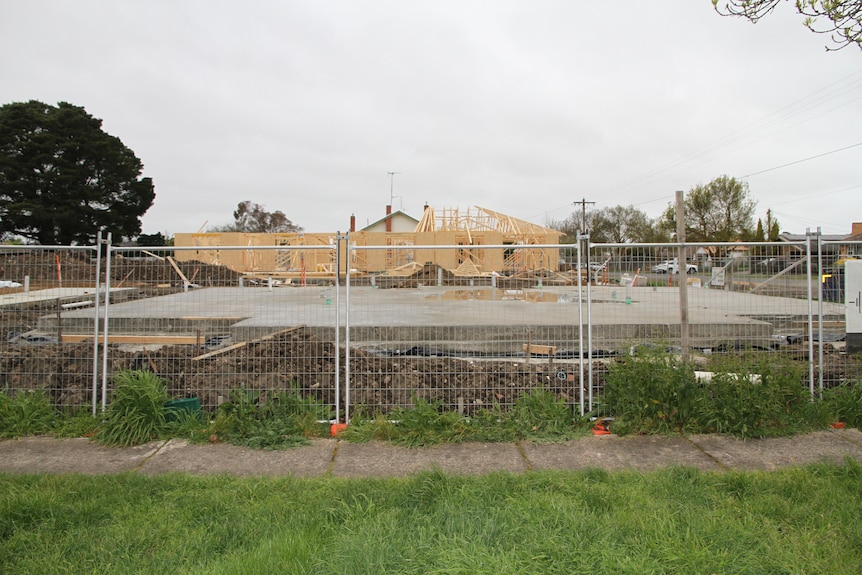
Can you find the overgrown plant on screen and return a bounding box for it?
[345,390,584,447]
[701,358,815,438]
[208,387,331,450]
[821,381,862,428]
[0,390,55,438]
[95,370,170,447]
[603,354,701,435]
[604,354,827,438]
[506,388,580,441]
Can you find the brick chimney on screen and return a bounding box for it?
[350,214,356,232]
[852,222,862,237]
[386,205,392,232]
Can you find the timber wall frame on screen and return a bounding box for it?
[174,207,564,276]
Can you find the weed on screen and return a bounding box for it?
[51,409,100,438]
[164,408,210,442]
[345,390,585,447]
[604,354,828,438]
[0,390,54,437]
[207,386,332,449]
[506,388,580,441]
[604,354,701,434]
[821,381,862,428]
[95,370,169,447]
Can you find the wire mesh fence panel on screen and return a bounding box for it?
[819,240,862,391]
[3,234,859,421]
[343,243,587,419]
[0,245,100,409]
[95,245,340,413]
[584,239,858,414]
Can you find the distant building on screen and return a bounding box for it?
[174,204,563,278]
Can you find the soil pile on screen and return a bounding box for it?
[1,328,598,412]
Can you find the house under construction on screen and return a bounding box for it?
[174,205,564,279]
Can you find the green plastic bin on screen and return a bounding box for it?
[165,397,201,422]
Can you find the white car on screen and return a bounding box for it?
[652,260,697,274]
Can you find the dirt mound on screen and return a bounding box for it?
[1,328,598,412]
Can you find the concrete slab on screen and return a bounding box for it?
[521,435,723,472]
[46,284,846,352]
[331,441,527,477]
[138,438,336,477]
[0,437,159,475]
[688,429,862,471]
[0,286,136,308]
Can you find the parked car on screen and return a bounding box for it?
[651,260,697,274]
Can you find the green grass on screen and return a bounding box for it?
[2,462,861,574]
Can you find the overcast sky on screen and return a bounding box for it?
[2,1,860,237]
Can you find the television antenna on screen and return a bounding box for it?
[387,171,403,210]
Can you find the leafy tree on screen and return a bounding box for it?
[769,220,781,241]
[0,100,155,245]
[661,175,756,242]
[754,218,766,241]
[713,0,862,51]
[590,205,659,243]
[765,208,781,240]
[211,201,303,233]
[136,232,169,246]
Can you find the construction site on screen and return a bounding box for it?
[1,207,859,412]
[173,206,565,283]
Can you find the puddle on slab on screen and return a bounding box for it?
[426,289,560,303]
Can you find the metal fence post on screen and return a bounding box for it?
[805,231,815,398]
[816,228,824,397]
[334,233,341,425]
[91,232,102,416]
[345,232,352,425]
[585,233,594,412]
[576,239,585,417]
[100,233,113,411]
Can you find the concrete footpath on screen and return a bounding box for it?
[2,429,862,478]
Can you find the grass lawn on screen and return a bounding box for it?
[2,462,861,574]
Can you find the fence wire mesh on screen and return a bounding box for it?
[1,245,99,410]
[1,237,860,420]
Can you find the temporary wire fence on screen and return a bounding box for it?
[1,235,860,421]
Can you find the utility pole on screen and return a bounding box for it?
[573,198,595,234]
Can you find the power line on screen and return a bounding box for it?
[741,142,862,178]
[601,70,862,200]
